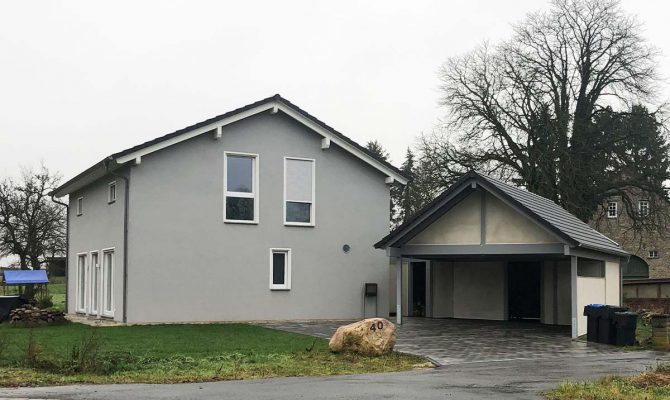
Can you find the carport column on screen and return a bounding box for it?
[396,256,403,325]
[570,255,578,339]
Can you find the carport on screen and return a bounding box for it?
[376,171,628,338]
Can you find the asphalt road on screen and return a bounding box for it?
[1,351,667,400]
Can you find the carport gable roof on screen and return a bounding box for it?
[375,171,627,257]
[52,94,408,197]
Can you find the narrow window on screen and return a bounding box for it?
[102,249,114,317]
[270,248,291,290]
[76,253,87,312]
[108,181,117,204]
[606,201,617,218]
[639,200,650,217]
[284,158,315,225]
[649,250,659,259]
[77,197,83,216]
[224,152,258,223]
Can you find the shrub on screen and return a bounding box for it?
[35,293,53,309]
[23,329,42,368]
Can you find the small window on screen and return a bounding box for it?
[284,157,315,225]
[270,248,291,290]
[224,152,258,223]
[577,258,605,278]
[76,197,83,216]
[649,250,659,259]
[108,181,117,204]
[607,201,617,218]
[639,200,650,217]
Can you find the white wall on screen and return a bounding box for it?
[541,260,571,326]
[576,276,606,336]
[485,194,559,244]
[453,261,506,320]
[431,261,454,318]
[407,192,481,245]
[605,260,621,305]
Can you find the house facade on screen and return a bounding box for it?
[378,172,627,338]
[53,95,407,323]
[592,194,670,279]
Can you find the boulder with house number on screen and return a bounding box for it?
[329,318,396,355]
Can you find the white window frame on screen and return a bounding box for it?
[101,247,115,318]
[76,252,88,313]
[223,151,259,224]
[108,181,117,204]
[283,157,315,227]
[606,201,617,218]
[649,250,659,259]
[639,200,650,217]
[89,250,101,316]
[76,197,83,216]
[269,248,291,290]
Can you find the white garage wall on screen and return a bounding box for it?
[576,276,606,336]
[452,261,506,320]
[605,260,621,306]
[431,261,454,318]
[541,260,571,326]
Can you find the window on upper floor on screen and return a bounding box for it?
[224,152,258,223]
[639,200,650,217]
[108,181,117,204]
[649,250,659,259]
[270,248,291,290]
[607,201,617,218]
[76,197,83,216]
[284,157,315,226]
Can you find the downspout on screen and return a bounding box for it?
[104,158,130,323]
[51,195,69,313]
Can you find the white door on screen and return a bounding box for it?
[102,250,114,318]
[90,252,100,316]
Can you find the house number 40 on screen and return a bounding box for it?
[369,321,384,332]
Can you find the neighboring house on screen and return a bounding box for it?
[52,95,408,323]
[591,194,670,279]
[377,171,627,338]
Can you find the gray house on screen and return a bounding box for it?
[53,95,407,323]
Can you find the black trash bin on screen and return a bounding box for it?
[613,311,638,346]
[597,306,627,344]
[583,304,605,342]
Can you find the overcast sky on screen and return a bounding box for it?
[1,0,668,183]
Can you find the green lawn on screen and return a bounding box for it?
[545,364,670,400]
[0,322,427,387]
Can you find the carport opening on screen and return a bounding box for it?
[507,262,541,321]
[410,261,427,317]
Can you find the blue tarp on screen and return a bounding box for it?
[3,270,49,285]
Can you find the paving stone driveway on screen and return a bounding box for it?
[258,317,622,365]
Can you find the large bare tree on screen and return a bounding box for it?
[0,166,65,297]
[432,0,666,231]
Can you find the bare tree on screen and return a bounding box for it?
[0,166,65,297]
[435,0,666,229]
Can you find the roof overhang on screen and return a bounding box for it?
[52,95,407,198]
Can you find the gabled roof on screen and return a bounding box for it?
[52,94,407,197]
[375,171,628,257]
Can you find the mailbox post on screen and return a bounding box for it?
[363,283,378,318]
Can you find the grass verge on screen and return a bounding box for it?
[0,322,428,387]
[545,364,670,400]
